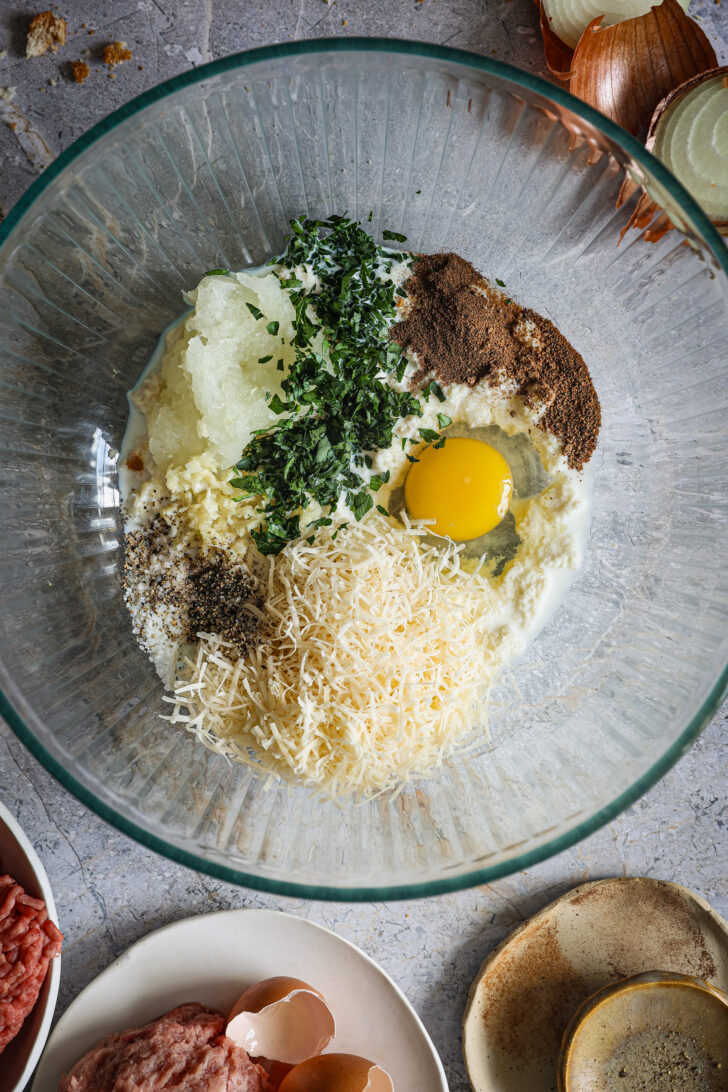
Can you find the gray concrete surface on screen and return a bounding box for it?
[1,2,727,1089]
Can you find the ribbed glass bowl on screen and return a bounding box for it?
[1,41,727,900]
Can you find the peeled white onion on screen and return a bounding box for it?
[541,0,689,50]
[649,68,728,226]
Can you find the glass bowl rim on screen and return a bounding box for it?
[1,37,726,902]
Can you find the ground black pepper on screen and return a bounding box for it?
[187,551,263,656]
[123,514,262,662]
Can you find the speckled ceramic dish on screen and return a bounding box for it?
[462,877,728,1092]
[558,970,728,1092]
[0,801,61,1092]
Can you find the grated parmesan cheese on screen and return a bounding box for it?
[165,515,498,799]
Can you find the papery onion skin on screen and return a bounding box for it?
[569,0,718,140]
[536,0,574,79]
[541,0,690,50]
[537,0,689,72]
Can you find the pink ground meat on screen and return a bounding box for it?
[0,872,63,1053]
[60,1002,271,1092]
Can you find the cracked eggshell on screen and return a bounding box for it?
[278,1054,394,1092]
[226,976,335,1065]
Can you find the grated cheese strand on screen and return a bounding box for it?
[164,515,497,799]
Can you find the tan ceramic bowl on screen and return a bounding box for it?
[558,970,728,1091]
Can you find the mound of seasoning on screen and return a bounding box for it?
[186,552,263,656]
[390,252,601,470]
[123,514,262,677]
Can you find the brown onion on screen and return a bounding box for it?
[569,0,717,139]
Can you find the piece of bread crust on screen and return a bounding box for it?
[26,11,67,58]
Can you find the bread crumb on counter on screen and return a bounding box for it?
[70,59,89,84]
[26,11,67,58]
[103,41,132,67]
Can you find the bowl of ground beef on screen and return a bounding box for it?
[0,801,63,1092]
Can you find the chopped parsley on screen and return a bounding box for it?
[204,268,230,277]
[496,278,506,287]
[246,302,264,320]
[425,379,446,402]
[232,216,420,555]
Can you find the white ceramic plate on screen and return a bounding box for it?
[0,801,61,1092]
[32,907,447,1091]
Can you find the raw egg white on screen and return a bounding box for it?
[278,1054,394,1092]
[226,976,335,1066]
[404,436,512,541]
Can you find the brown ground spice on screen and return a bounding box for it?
[391,252,600,470]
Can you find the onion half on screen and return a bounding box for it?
[648,67,728,229]
[620,67,728,239]
[569,0,717,139]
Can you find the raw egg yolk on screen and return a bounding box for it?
[404,436,513,541]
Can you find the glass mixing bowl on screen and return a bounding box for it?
[1,41,726,900]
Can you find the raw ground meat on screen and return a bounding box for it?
[0,872,63,1054]
[60,1002,271,1092]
